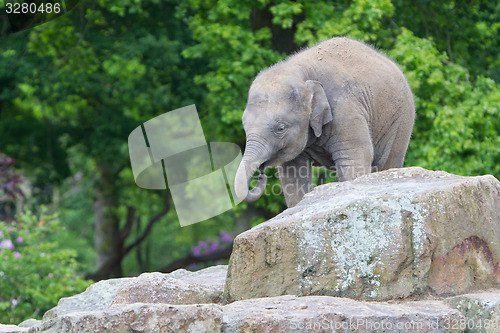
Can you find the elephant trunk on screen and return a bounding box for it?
[234,142,268,203]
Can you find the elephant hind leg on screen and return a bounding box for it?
[372,129,398,172]
[373,119,413,171]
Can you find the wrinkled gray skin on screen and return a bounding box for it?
[235,37,415,207]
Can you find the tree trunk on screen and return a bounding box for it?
[251,4,304,55]
[93,161,122,278]
[235,206,273,235]
[88,191,170,281]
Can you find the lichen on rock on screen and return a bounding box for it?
[224,167,500,302]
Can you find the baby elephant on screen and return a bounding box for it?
[234,37,415,207]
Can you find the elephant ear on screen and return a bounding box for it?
[306,80,332,137]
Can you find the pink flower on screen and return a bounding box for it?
[220,230,233,243]
[191,245,201,256]
[48,273,53,278]
[14,252,21,259]
[0,239,14,249]
[210,242,219,252]
[16,236,23,243]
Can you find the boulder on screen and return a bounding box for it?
[222,295,465,333]
[112,272,222,305]
[224,167,500,302]
[42,277,131,321]
[39,303,222,333]
[112,266,227,305]
[42,265,227,324]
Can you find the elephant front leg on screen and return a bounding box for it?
[278,154,312,207]
[334,148,373,181]
[331,115,374,181]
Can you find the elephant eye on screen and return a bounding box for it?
[275,122,287,134]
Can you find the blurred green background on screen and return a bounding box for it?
[0,0,499,324]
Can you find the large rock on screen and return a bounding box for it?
[26,266,227,333]
[39,303,222,333]
[222,295,464,333]
[224,167,500,302]
[112,266,227,305]
[112,272,222,305]
[42,277,131,321]
[43,265,226,323]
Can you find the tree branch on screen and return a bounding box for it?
[86,192,171,281]
[114,163,128,177]
[160,242,233,273]
[123,192,171,256]
[120,205,136,242]
[446,29,453,62]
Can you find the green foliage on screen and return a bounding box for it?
[0,28,70,190]
[295,0,395,45]
[2,0,205,173]
[393,0,500,81]
[1,0,211,277]
[56,152,97,271]
[390,29,500,177]
[0,211,92,324]
[179,0,282,140]
[270,1,303,29]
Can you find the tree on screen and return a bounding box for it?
[1,0,206,279]
[388,29,500,177]
[0,153,23,200]
[0,153,24,221]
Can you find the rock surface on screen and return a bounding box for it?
[42,277,131,321]
[24,266,228,333]
[224,167,500,302]
[446,291,500,333]
[17,319,40,328]
[112,272,222,305]
[39,303,222,333]
[167,265,228,291]
[2,168,500,332]
[223,295,464,333]
[2,278,500,333]
[0,324,30,333]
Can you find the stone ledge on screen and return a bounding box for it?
[223,295,465,333]
[2,284,499,332]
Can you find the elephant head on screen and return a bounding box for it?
[234,77,332,203]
